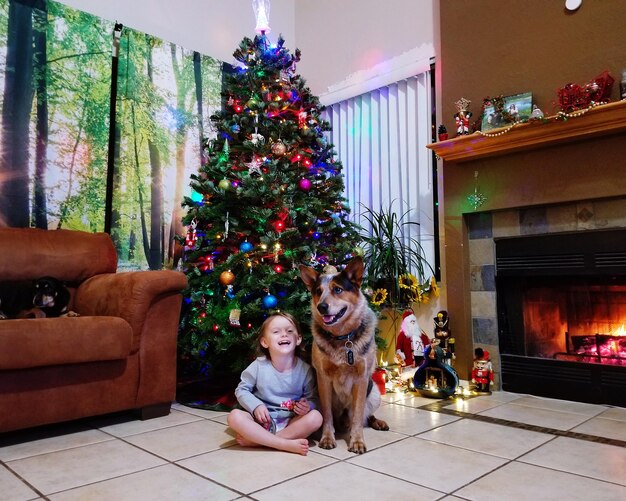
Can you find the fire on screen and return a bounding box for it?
[611,324,626,336]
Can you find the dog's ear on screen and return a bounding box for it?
[298,264,319,292]
[342,257,364,288]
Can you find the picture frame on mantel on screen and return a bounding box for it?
[481,91,533,131]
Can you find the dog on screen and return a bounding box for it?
[0,277,76,319]
[299,257,388,454]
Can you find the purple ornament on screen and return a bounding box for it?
[299,178,312,191]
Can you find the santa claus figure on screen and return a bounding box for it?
[395,310,430,368]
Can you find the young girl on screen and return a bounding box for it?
[227,312,323,455]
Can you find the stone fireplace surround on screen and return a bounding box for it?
[467,197,626,393]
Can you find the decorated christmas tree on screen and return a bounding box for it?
[179,33,361,379]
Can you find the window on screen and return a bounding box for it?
[324,70,437,277]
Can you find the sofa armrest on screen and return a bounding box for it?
[73,270,188,352]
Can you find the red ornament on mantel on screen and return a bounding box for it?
[557,70,615,113]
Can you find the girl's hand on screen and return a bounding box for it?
[253,405,271,426]
[293,398,310,416]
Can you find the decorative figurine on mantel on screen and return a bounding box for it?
[454,98,472,136]
[471,347,494,394]
[434,310,455,365]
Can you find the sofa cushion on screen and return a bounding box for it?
[0,317,133,370]
[0,228,117,282]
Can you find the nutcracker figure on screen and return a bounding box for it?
[471,347,494,393]
[434,310,455,364]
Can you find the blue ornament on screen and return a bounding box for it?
[239,241,254,253]
[312,232,321,240]
[231,124,241,133]
[262,294,278,309]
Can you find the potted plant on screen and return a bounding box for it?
[359,202,436,309]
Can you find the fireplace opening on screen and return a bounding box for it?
[495,229,626,406]
[499,277,626,366]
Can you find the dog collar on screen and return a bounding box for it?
[322,323,362,341]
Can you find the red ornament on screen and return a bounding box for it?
[273,220,286,232]
[273,264,283,273]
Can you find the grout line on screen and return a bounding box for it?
[415,399,626,448]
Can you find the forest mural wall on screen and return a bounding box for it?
[0,0,224,270]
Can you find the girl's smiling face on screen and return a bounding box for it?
[260,315,301,357]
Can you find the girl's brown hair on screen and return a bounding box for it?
[256,312,306,360]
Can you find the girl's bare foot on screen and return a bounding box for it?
[279,438,309,456]
[236,434,257,447]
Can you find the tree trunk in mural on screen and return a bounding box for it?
[33,5,48,229]
[193,51,204,160]
[167,43,191,268]
[0,0,34,227]
[146,36,163,270]
[130,101,151,265]
[57,107,85,229]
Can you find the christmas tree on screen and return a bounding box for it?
[179,34,361,379]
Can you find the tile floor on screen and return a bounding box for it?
[1,390,625,500]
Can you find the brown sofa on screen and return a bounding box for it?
[0,228,188,433]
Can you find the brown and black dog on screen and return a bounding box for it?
[299,257,388,454]
[0,277,76,319]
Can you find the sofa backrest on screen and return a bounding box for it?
[0,228,117,282]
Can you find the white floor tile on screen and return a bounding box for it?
[0,465,40,501]
[172,402,230,420]
[48,464,238,501]
[7,440,166,495]
[479,402,591,430]
[456,461,626,501]
[310,426,407,459]
[253,461,443,500]
[597,406,626,423]
[0,428,113,462]
[373,403,460,436]
[519,436,626,485]
[125,419,236,461]
[178,446,336,494]
[90,409,202,437]
[348,436,507,493]
[571,416,626,441]
[442,396,506,414]
[417,418,553,459]
[511,395,608,416]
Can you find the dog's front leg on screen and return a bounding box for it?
[348,377,368,454]
[316,369,337,449]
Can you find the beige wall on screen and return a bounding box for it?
[438,0,626,378]
[296,0,436,95]
[60,1,436,97]
[57,0,296,65]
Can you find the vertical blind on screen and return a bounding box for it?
[324,71,435,277]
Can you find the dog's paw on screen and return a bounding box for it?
[348,437,367,454]
[368,415,389,431]
[64,311,80,317]
[318,434,337,450]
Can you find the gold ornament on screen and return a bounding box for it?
[218,178,231,190]
[271,141,287,156]
[219,270,235,285]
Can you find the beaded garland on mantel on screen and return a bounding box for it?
[475,99,615,138]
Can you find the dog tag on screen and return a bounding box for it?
[345,340,354,365]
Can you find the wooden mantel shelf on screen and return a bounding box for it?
[427,99,626,163]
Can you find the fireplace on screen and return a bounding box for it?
[496,228,626,406]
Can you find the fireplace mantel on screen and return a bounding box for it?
[428,99,626,163]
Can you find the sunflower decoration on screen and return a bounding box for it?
[430,276,439,297]
[371,288,388,306]
[398,273,419,291]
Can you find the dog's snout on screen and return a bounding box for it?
[317,302,329,314]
